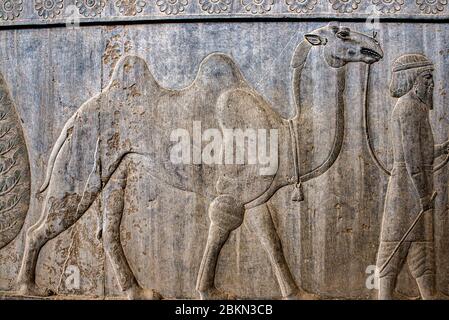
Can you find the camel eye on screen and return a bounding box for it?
[336,30,350,39]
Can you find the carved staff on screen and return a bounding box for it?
[378,191,437,274]
[363,63,449,274]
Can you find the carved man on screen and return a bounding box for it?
[376,54,449,300]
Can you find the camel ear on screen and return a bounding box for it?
[291,40,312,69]
[304,34,325,46]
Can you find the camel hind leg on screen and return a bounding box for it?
[17,137,102,296]
[17,181,101,296]
[101,154,161,300]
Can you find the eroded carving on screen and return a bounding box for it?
[372,0,404,13]
[241,0,274,14]
[156,0,189,15]
[285,0,318,13]
[0,0,449,26]
[14,24,382,300]
[329,0,361,13]
[0,73,31,250]
[115,0,147,16]
[34,0,64,19]
[199,0,232,14]
[0,0,22,21]
[416,0,448,14]
[76,0,106,17]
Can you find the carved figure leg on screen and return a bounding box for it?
[102,158,161,300]
[376,241,410,300]
[196,195,244,300]
[408,242,436,300]
[416,274,436,300]
[245,203,317,300]
[378,276,396,300]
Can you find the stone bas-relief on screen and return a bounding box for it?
[0,73,31,250]
[373,54,449,300]
[13,24,382,300]
[0,19,449,300]
[1,0,449,23]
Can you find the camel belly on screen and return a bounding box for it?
[104,114,276,203]
[119,148,277,204]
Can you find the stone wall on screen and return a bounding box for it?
[0,0,448,300]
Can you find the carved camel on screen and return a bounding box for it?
[16,24,382,299]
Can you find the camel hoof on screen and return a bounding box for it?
[199,287,236,300]
[284,288,319,300]
[17,283,54,298]
[126,286,162,300]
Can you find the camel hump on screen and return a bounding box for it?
[107,55,160,96]
[194,53,246,92]
[212,88,280,203]
[217,88,282,127]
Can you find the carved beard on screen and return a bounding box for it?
[414,83,434,110]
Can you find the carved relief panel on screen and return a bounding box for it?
[0,2,449,300]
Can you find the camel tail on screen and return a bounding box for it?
[38,112,78,193]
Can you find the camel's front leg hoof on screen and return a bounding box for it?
[198,287,236,300]
[284,288,319,300]
[126,285,162,300]
[17,283,54,298]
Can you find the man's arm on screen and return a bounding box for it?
[399,107,432,210]
[434,141,449,158]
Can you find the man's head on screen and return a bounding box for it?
[390,54,435,107]
[301,23,383,68]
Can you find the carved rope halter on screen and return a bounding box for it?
[288,119,303,202]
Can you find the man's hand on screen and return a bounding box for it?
[443,140,449,154]
[434,140,449,157]
[420,192,437,212]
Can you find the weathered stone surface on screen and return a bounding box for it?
[0,71,31,250]
[0,1,449,300]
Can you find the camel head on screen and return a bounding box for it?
[293,23,383,69]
